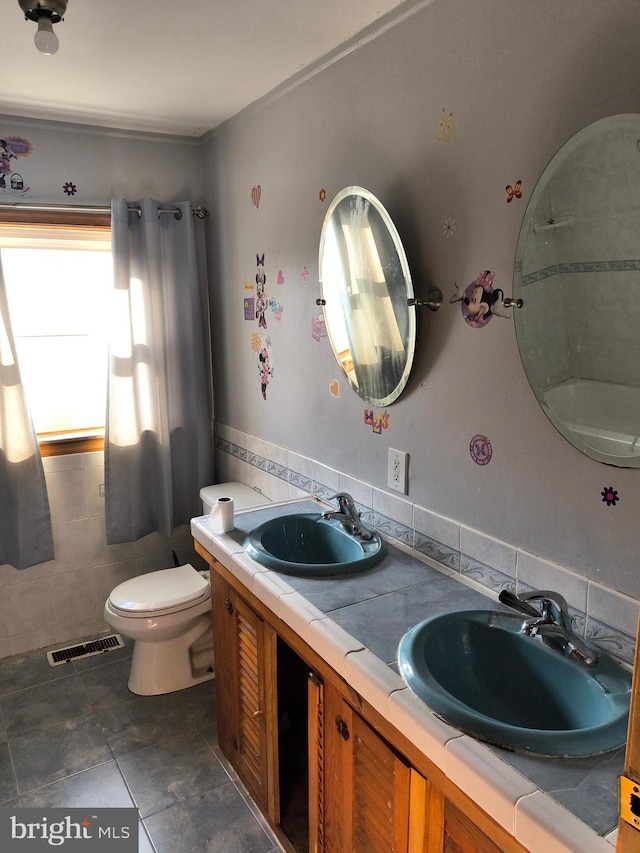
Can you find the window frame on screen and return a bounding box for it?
[0,208,111,457]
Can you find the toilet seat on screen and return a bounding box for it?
[108,564,210,618]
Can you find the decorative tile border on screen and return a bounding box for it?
[287,469,314,493]
[372,511,413,547]
[586,616,637,666]
[460,554,515,593]
[415,531,460,571]
[518,258,640,286]
[214,430,638,664]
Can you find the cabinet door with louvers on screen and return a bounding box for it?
[210,569,277,816]
[319,683,412,853]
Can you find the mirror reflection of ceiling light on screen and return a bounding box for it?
[18,0,67,56]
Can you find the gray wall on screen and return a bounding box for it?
[201,0,640,598]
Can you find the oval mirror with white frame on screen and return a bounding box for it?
[319,186,417,406]
[513,114,640,467]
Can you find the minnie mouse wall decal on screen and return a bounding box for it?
[449,270,511,328]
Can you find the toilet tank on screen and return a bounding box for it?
[200,482,271,514]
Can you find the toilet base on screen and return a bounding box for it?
[127,613,215,696]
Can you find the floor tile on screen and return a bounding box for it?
[78,657,137,709]
[96,691,193,758]
[118,730,229,817]
[1,674,91,734]
[200,724,221,756]
[20,761,135,809]
[138,821,155,852]
[10,714,112,793]
[143,782,274,853]
[0,648,68,696]
[0,744,17,803]
[178,679,218,730]
[1,642,283,851]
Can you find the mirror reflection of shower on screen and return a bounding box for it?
[514,114,640,467]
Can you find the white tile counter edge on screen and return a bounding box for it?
[192,514,615,853]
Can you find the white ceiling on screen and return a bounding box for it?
[1,0,417,137]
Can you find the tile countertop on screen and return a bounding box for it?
[191,497,622,853]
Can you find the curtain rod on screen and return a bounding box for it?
[0,202,208,220]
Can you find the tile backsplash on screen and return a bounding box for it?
[215,422,640,667]
[3,428,635,665]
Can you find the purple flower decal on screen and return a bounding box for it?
[601,486,619,506]
[63,182,77,196]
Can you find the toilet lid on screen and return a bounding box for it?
[109,564,209,613]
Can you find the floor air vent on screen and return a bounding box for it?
[47,634,125,666]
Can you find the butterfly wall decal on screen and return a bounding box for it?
[505,180,522,203]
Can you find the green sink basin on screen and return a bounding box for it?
[398,610,631,757]
[243,512,386,577]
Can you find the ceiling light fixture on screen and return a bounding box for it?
[19,0,67,56]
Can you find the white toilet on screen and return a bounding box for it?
[103,482,271,696]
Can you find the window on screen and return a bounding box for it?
[0,211,111,456]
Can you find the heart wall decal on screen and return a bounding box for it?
[251,185,261,208]
[329,380,339,397]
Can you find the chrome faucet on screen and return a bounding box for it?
[498,588,598,667]
[321,492,374,540]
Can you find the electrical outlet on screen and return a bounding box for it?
[388,448,408,494]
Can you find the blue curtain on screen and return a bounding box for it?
[105,199,214,543]
[0,256,53,568]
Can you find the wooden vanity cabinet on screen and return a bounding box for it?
[314,677,414,852]
[311,682,503,853]
[441,799,504,853]
[202,550,527,853]
[210,571,279,821]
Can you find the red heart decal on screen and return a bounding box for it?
[251,185,261,208]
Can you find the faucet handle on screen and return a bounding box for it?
[328,492,357,511]
[498,589,540,618]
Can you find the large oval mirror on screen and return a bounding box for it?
[514,114,640,467]
[319,186,416,406]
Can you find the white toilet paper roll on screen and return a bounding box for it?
[209,496,234,533]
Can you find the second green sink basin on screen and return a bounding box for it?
[398,610,631,757]
[243,512,385,577]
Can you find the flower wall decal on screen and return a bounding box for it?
[601,486,619,506]
[442,215,456,239]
